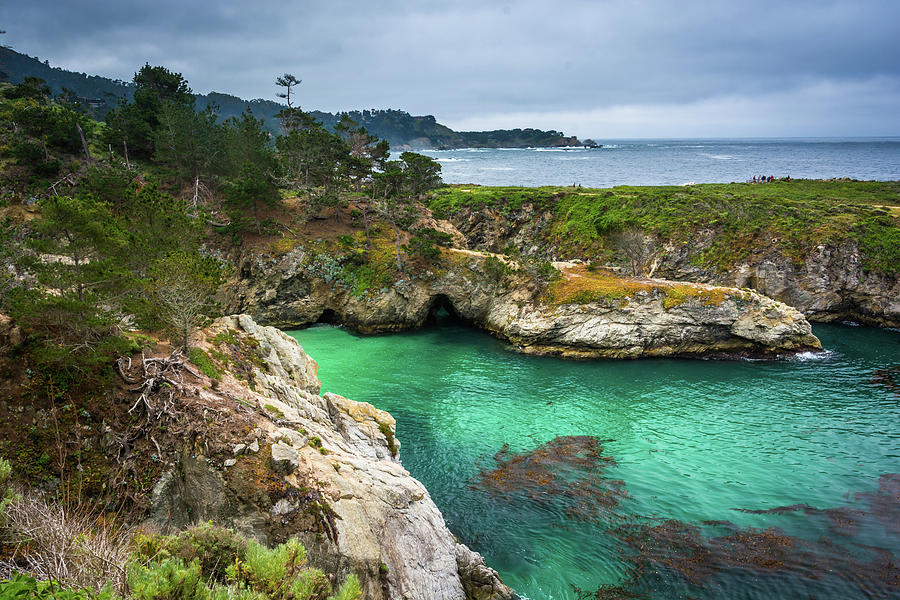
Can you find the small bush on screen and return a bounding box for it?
[482,255,511,281]
[0,573,114,600]
[129,557,211,600]
[188,347,222,380]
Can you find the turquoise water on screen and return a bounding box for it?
[287,321,900,599]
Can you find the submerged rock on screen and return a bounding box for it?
[147,314,512,600]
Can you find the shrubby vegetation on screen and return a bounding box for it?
[0,465,360,599]
[428,181,900,276]
[0,67,443,385]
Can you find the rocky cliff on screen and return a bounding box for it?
[148,314,512,600]
[651,238,900,328]
[224,247,820,358]
[437,202,900,328]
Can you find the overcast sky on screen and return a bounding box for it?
[3,0,899,138]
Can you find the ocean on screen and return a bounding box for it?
[414,138,900,187]
[290,322,900,600]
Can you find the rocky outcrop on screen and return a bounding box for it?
[148,314,512,600]
[437,204,899,328]
[652,239,900,328]
[0,313,23,351]
[224,249,820,358]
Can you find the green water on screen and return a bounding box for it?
[287,320,900,599]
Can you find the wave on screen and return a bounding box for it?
[702,153,739,160]
[789,349,835,362]
[435,158,469,162]
[483,167,516,171]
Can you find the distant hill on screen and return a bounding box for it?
[0,46,584,149]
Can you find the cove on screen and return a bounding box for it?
[287,318,900,599]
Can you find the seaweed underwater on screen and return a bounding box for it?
[473,436,900,599]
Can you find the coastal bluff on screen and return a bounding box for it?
[148,314,512,600]
[225,248,821,359]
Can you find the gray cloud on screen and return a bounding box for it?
[2,0,899,137]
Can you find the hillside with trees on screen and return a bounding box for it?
[1,46,584,149]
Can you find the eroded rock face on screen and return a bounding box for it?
[0,313,23,351]
[431,204,899,328]
[148,314,512,600]
[224,250,820,359]
[653,240,900,328]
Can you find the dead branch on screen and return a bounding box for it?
[117,349,196,420]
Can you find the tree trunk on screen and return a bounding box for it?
[41,133,50,161]
[75,122,92,163]
[123,140,130,170]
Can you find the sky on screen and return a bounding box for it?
[2,0,900,138]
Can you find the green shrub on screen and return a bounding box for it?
[0,457,15,528]
[327,575,361,600]
[405,228,452,261]
[0,573,116,600]
[483,255,511,281]
[129,557,214,600]
[130,524,352,600]
[187,348,222,380]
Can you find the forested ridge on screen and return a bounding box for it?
[0,46,583,149]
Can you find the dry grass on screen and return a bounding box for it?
[1,491,134,595]
[545,265,740,308]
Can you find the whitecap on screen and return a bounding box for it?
[840,320,860,327]
[702,153,738,160]
[789,349,835,362]
[435,158,469,162]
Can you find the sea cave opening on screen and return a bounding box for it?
[425,294,466,327]
[317,308,340,324]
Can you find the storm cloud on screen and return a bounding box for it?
[3,0,899,137]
